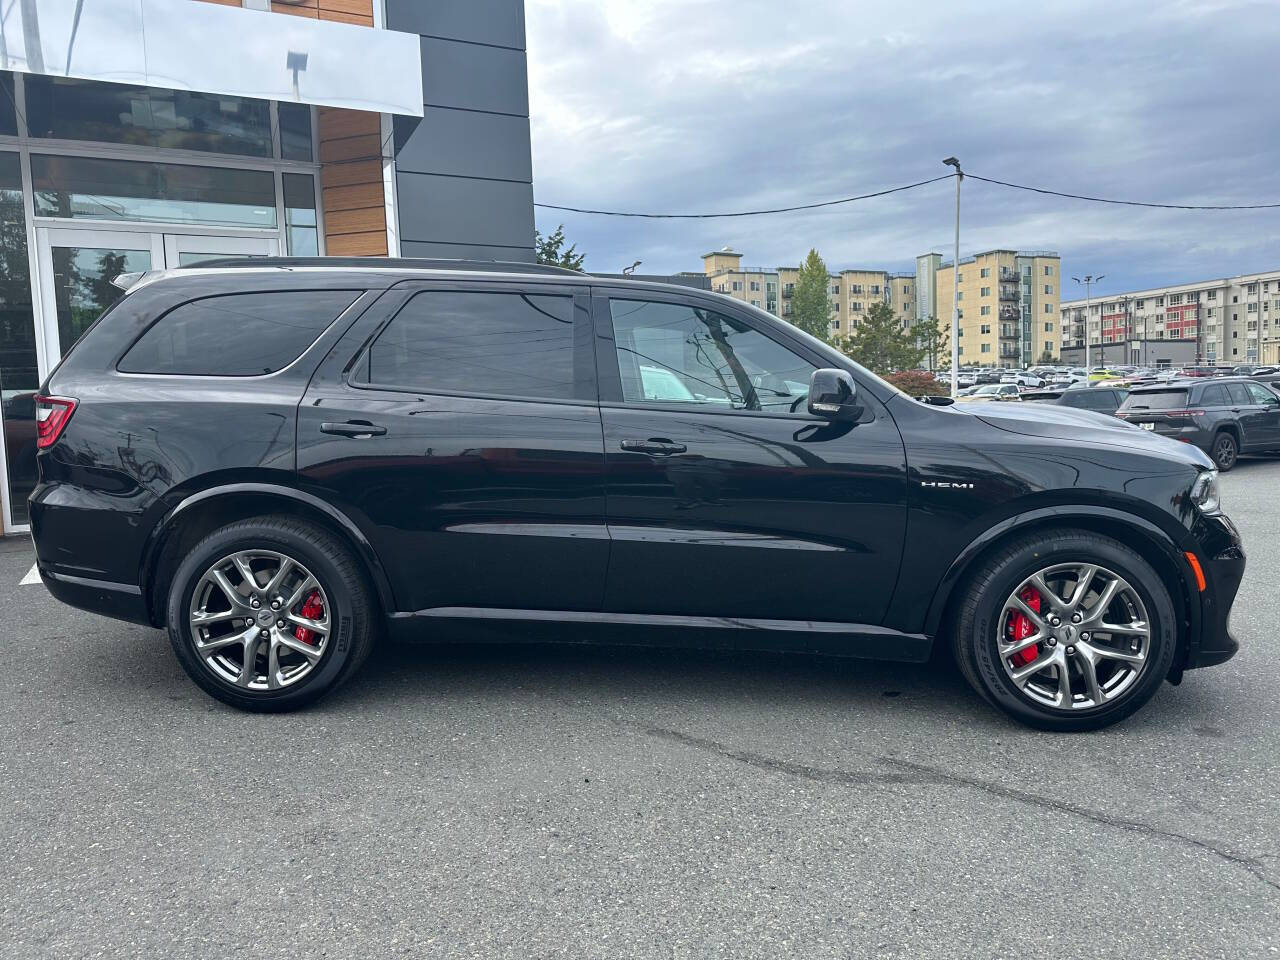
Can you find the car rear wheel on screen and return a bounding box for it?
[953,528,1177,731]
[166,516,375,711]
[1212,432,1238,471]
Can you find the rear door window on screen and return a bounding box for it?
[1200,384,1229,407]
[119,290,360,376]
[355,290,587,401]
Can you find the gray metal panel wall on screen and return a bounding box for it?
[386,0,535,262]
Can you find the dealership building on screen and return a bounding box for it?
[0,0,535,533]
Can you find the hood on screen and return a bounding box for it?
[948,402,1214,468]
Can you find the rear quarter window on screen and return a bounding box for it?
[118,290,360,376]
[1119,389,1187,412]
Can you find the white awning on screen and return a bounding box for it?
[0,0,424,117]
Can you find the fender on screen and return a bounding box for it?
[921,504,1203,661]
[139,481,398,621]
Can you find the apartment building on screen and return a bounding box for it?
[916,253,942,322]
[701,249,904,338]
[934,250,1061,367]
[1059,267,1280,367]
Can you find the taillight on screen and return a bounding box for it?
[1163,409,1206,418]
[34,395,77,449]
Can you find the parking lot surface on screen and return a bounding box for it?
[2,461,1278,959]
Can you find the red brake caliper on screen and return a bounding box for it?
[1007,587,1042,666]
[294,590,324,646]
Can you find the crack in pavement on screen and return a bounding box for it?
[627,720,1280,895]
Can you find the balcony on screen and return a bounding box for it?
[999,306,1020,321]
[999,285,1020,301]
[999,268,1019,283]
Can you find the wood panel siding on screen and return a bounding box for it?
[195,0,388,256]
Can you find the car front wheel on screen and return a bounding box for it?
[953,528,1177,731]
[166,516,375,711]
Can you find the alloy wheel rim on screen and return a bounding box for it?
[188,550,331,691]
[996,562,1150,711]
[1215,437,1234,467]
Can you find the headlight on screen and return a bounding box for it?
[1191,470,1221,515]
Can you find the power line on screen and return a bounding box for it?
[966,173,1280,210]
[532,174,954,219]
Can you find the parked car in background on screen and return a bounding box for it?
[1000,371,1045,388]
[954,383,1022,403]
[1117,377,1280,470]
[1247,365,1278,377]
[975,369,1003,384]
[1021,385,1128,416]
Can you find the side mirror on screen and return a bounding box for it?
[807,368,862,420]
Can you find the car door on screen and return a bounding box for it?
[593,289,907,624]
[1224,382,1266,450]
[296,279,609,614]
[1242,381,1280,448]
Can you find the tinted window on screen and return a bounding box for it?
[609,299,815,414]
[1226,383,1252,406]
[119,291,359,376]
[32,155,276,228]
[25,77,273,157]
[1200,384,1229,406]
[1119,389,1187,412]
[360,291,581,400]
[278,103,314,161]
[1061,390,1113,410]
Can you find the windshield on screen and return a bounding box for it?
[974,384,1004,395]
[1119,389,1188,411]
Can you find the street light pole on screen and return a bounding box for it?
[943,157,962,396]
[1072,274,1104,373]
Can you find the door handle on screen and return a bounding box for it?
[321,420,387,438]
[620,438,687,455]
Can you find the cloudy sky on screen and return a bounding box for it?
[526,0,1280,299]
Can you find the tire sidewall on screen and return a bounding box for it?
[967,536,1176,730]
[167,524,358,709]
[1213,432,1237,471]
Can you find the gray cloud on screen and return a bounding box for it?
[526,0,1280,298]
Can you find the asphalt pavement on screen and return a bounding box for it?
[2,460,1278,959]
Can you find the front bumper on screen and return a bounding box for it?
[1187,513,1244,669]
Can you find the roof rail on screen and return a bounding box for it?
[184,256,585,277]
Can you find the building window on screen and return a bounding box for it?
[1045,322,1054,332]
[31,154,277,228]
[1136,299,1145,309]
[1044,303,1053,313]
[751,299,760,308]
[830,284,840,294]
[980,267,990,278]
[980,324,991,334]
[283,173,319,256]
[981,343,991,353]
[980,286,990,297]
[980,305,990,316]
[1208,290,1217,300]
[750,281,760,292]
[1044,265,1054,276]
[732,281,742,291]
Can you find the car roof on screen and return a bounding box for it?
[118,256,751,303]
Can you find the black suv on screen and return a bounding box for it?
[30,260,1243,730]
[1117,377,1280,470]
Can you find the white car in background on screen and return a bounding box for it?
[1000,371,1046,388]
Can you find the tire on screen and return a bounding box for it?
[166,515,375,712]
[1211,431,1238,471]
[952,528,1177,731]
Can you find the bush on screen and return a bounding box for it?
[885,369,948,397]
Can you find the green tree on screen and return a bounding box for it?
[534,224,585,271]
[840,300,925,375]
[789,248,833,342]
[913,314,948,371]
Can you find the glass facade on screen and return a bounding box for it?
[0,153,37,523]
[32,155,279,229]
[0,71,331,530]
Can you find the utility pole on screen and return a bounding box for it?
[943,157,962,396]
[1072,274,1104,373]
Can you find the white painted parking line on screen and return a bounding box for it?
[20,564,40,586]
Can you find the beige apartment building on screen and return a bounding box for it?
[1059,268,1280,367]
[701,249,911,339]
[934,250,1061,367]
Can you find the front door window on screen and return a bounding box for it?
[608,299,815,415]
